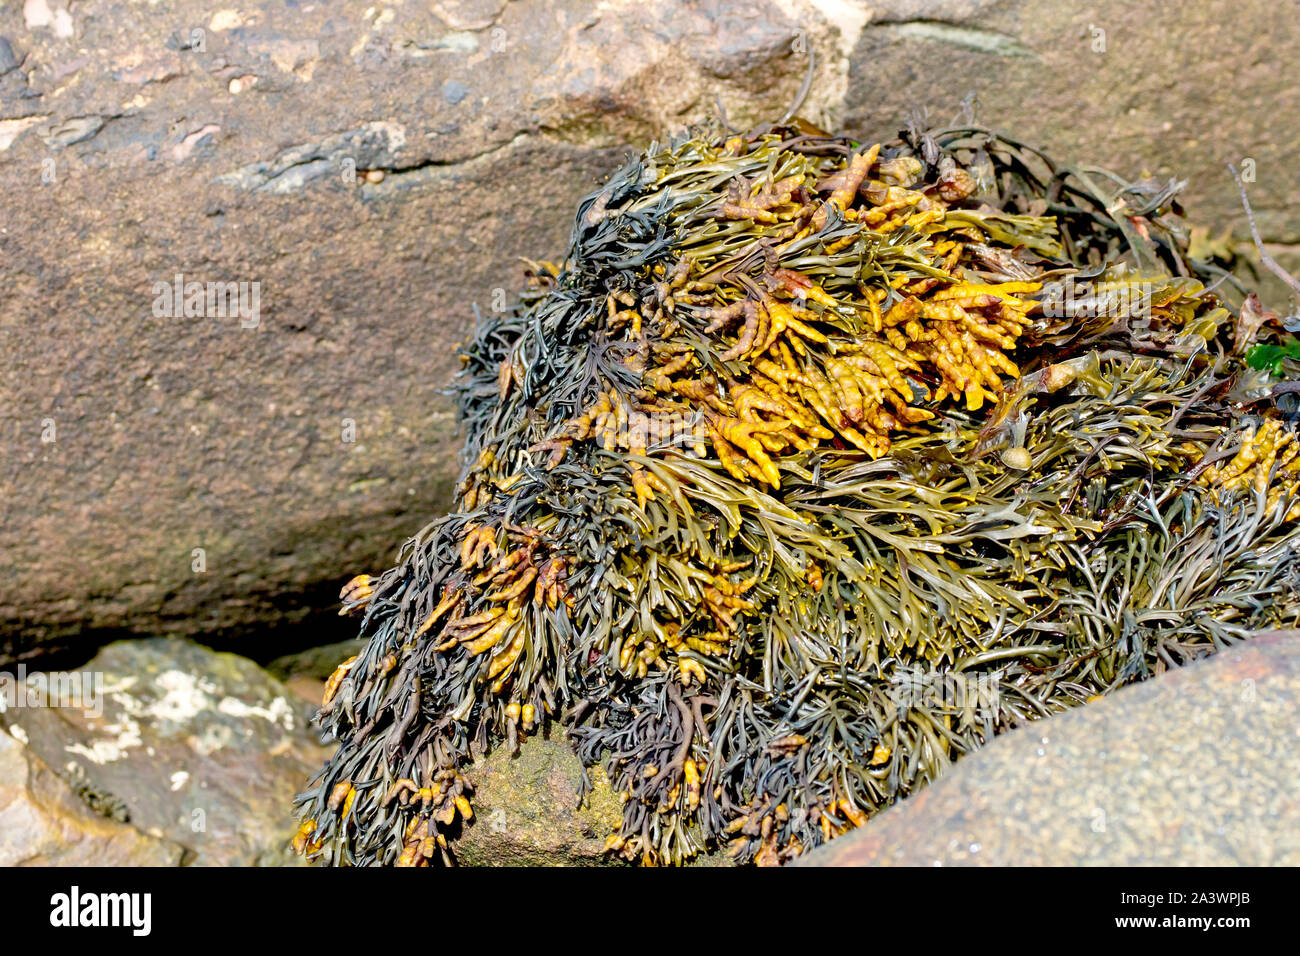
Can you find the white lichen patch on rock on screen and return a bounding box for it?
[57,657,297,763]
[189,723,234,756]
[62,669,219,763]
[64,712,143,764]
[217,694,296,731]
[1,638,332,866]
[149,670,220,724]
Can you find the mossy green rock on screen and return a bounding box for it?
[455,738,624,866]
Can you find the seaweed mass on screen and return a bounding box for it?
[293,113,1300,866]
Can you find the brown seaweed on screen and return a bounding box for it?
[292,115,1300,866]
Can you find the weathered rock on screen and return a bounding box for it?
[0,728,186,866]
[454,737,730,866]
[1,638,334,865]
[3,0,1298,661]
[0,0,831,662]
[455,738,623,865]
[799,631,1300,866]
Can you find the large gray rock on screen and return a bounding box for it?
[2,0,1297,659]
[799,630,1300,866]
[1,638,333,865]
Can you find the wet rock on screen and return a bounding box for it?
[0,729,185,866]
[799,631,1300,866]
[1,638,334,866]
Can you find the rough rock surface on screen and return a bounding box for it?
[1,637,333,865]
[2,0,1298,659]
[455,738,623,865]
[453,737,729,865]
[799,631,1300,866]
[0,728,186,865]
[842,0,1300,294]
[0,0,829,661]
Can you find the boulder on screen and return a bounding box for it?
[0,0,831,662]
[1,637,334,865]
[840,0,1300,304]
[798,631,1300,866]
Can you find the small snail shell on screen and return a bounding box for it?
[1001,446,1032,470]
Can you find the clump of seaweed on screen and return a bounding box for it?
[293,113,1300,866]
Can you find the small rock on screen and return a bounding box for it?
[431,0,508,32]
[0,730,184,866]
[441,80,469,105]
[2,638,334,866]
[283,674,326,707]
[456,738,623,866]
[39,115,105,149]
[209,9,247,32]
[455,737,727,866]
[266,637,365,683]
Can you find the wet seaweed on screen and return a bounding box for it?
[293,115,1300,866]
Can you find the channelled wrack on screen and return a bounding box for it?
[294,119,1300,866]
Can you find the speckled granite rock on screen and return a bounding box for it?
[455,738,623,865]
[799,631,1300,866]
[0,728,186,865]
[1,638,333,865]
